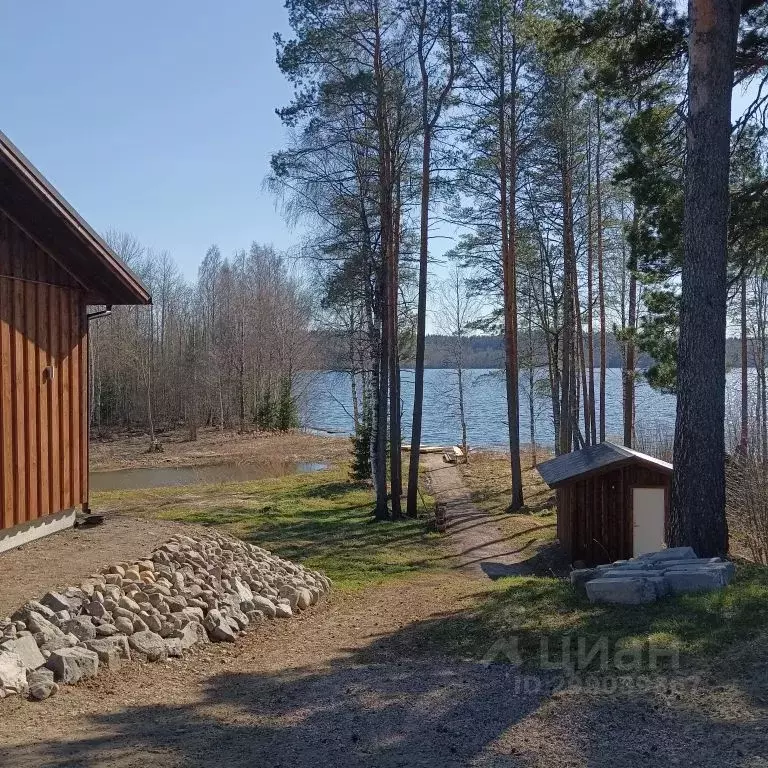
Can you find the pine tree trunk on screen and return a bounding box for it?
[670,0,740,557]
[596,100,606,443]
[586,109,596,445]
[407,80,432,520]
[623,269,637,447]
[500,14,523,508]
[740,274,748,455]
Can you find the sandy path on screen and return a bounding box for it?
[425,455,530,578]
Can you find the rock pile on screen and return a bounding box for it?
[571,547,735,605]
[0,531,330,701]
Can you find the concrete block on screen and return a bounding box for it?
[599,568,666,579]
[641,547,697,563]
[586,577,657,605]
[664,569,729,595]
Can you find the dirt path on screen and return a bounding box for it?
[425,455,532,579]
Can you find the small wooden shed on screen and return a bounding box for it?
[0,131,150,552]
[537,442,673,566]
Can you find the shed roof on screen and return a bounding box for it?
[0,130,150,306]
[537,442,673,488]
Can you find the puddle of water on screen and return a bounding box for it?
[90,461,329,492]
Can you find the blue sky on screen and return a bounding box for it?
[0,2,760,287]
[0,1,300,278]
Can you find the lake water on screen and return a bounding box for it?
[90,461,329,492]
[297,368,746,449]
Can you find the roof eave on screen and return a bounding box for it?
[0,131,151,306]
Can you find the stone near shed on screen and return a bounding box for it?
[296,589,312,611]
[2,634,45,671]
[128,630,168,662]
[641,547,697,563]
[132,617,149,633]
[585,577,657,605]
[647,576,669,598]
[63,616,97,641]
[0,651,28,694]
[665,569,731,595]
[96,623,119,637]
[599,568,666,579]
[46,647,99,684]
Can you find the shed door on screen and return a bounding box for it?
[632,488,666,557]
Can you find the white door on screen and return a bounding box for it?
[632,487,666,557]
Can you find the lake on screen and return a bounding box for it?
[297,368,747,449]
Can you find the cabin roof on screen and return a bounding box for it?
[0,130,150,306]
[537,441,673,488]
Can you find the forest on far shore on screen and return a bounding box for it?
[318,332,753,372]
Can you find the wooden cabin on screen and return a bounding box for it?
[0,131,150,553]
[537,442,673,566]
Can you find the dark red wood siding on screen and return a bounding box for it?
[0,209,88,529]
[559,462,671,565]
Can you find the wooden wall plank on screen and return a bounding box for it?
[49,284,61,514]
[11,227,26,527]
[24,260,39,523]
[0,217,14,530]
[60,289,71,509]
[37,249,50,518]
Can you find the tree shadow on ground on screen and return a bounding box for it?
[4,575,768,768]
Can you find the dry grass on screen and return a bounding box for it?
[461,449,555,517]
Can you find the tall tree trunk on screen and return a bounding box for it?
[586,108,596,446]
[596,99,606,443]
[670,0,740,557]
[560,132,577,454]
[500,8,524,509]
[372,0,390,521]
[740,274,748,455]
[389,179,402,519]
[623,269,637,447]
[407,5,433,518]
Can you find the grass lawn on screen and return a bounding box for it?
[408,562,768,675]
[92,464,443,591]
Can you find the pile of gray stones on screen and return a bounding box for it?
[571,547,735,605]
[0,530,331,701]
